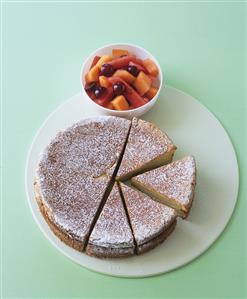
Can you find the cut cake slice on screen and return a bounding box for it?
[131,156,196,218]
[119,183,177,254]
[108,117,176,181]
[34,175,111,251]
[86,183,135,258]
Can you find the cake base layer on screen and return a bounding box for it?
[86,244,135,258]
[137,220,177,254]
[34,181,84,251]
[86,221,177,257]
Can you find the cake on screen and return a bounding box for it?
[34,116,197,258]
[119,183,177,254]
[86,183,135,258]
[108,117,176,181]
[131,156,196,218]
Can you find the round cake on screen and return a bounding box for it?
[35,116,196,258]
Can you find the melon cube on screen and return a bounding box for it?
[111,95,130,110]
[85,65,100,83]
[133,71,152,96]
[112,49,129,57]
[142,59,159,77]
[108,76,146,108]
[96,55,112,68]
[113,69,135,84]
[145,86,158,100]
[99,76,110,88]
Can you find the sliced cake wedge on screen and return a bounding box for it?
[131,156,196,218]
[119,183,177,254]
[107,117,176,181]
[86,183,135,258]
[34,175,111,251]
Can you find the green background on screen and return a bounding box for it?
[2,1,246,299]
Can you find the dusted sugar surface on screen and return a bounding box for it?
[38,116,131,179]
[88,183,134,249]
[116,117,176,178]
[36,174,110,243]
[133,156,196,206]
[120,183,177,246]
[36,116,132,243]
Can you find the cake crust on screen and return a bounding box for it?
[137,220,177,254]
[86,244,134,258]
[35,181,85,251]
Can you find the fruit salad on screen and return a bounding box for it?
[84,49,160,111]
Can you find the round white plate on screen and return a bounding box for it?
[25,86,239,277]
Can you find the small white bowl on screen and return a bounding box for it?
[80,43,163,118]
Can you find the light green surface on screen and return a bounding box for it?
[2,2,246,299]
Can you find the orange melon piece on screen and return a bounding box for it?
[112,49,129,57]
[99,76,110,88]
[85,65,100,83]
[111,95,130,110]
[142,59,159,77]
[133,71,152,96]
[96,55,112,68]
[145,86,158,100]
[113,69,135,84]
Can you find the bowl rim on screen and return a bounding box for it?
[80,42,163,114]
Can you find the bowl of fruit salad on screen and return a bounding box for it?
[81,43,163,118]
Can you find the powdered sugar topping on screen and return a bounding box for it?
[36,116,131,242]
[36,174,110,241]
[120,183,177,245]
[116,118,175,178]
[134,156,196,206]
[89,184,134,248]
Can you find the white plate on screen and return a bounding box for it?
[25,86,239,277]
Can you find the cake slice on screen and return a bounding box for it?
[131,156,196,218]
[86,183,135,258]
[119,183,177,254]
[34,175,111,251]
[108,117,176,181]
